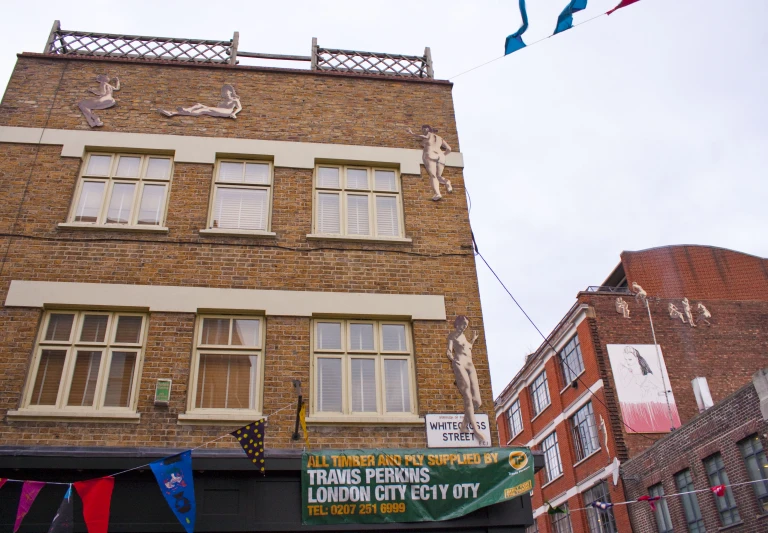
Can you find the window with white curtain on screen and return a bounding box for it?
[69,153,173,227]
[312,320,415,418]
[189,315,264,414]
[23,310,146,413]
[208,160,272,232]
[313,165,403,238]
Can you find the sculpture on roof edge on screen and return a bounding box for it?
[696,303,712,326]
[408,125,453,201]
[668,303,686,323]
[78,75,120,128]
[682,298,696,327]
[615,297,630,318]
[631,282,647,304]
[446,315,490,445]
[158,84,242,119]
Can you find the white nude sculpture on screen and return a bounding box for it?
[408,125,453,201]
[615,297,630,318]
[632,282,647,304]
[668,303,686,323]
[446,315,489,444]
[159,84,242,119]
[78,75,120,128]
[696,303,712,326]
[682,298,696,328]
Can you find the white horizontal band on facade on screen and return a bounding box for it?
[5,281,447,320]
[531,459,620,519]
[0,126,464,174]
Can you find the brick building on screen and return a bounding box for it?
[0,23,538,532]
[622,369,768,533]
[493,245,768,533]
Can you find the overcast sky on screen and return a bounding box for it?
[2,0,767,397]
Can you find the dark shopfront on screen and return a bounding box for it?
[0,448,544,532]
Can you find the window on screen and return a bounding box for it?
[207,160,272,232]
[70,153,172,227]
[24,311,145,412]
[571,402,600,461]
[189,316,264,414]
[648,484,674,533]
[704,453,740,526]
[529,371,550,417]
[507,399,523,438]
[674,470,705,533]
[312,320,415,418]
[583,481,617,533]
[559,335,584,386]
[550,503,573,533]
[738,434,768,513]
[541,431,563,483]
[313,165,403,238]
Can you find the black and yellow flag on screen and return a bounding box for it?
[231,420,266,473]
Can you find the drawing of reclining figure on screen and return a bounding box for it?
[159,84,242,119]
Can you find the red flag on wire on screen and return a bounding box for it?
[74,478,115,533]
[607,0,641,15]
[637,495,661,511]
[711,484,726,497]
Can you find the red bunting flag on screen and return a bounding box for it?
[711,484,726,496]
[74,477,115,533]
[607,0,641,15]
[637,495,661,511]
[0,478,7,490]
[15,481,45,532]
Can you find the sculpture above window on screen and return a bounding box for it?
[158,84,242,120]
[78,75,119,128]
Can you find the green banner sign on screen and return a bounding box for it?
[301,447,534,525]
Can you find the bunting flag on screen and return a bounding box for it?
[504,0,529,55]
[299,403,310,449]
[589,500,614,511]
[48,486,74,533]
[231,420,266,473]
[0,478,6,490]
[14,480,45,532]
[555,0,589,35]
[607,0,641,15]
[711,484,726,496]
[74,477,114,533]
[150,451,196,533]
[637,495,661,511]
[546,501,566,514]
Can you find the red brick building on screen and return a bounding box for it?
[494,245,768,533]
[622,369,768,533]
[0,22,538,532]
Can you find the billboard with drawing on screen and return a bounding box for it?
[606,344,681,433]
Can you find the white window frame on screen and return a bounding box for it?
[202,159,274,235]
[541,430,563,484]
[530,371,551,418]
[67,152,173,229]
[186,315,266,418]
[310,319,417,421]
[21,310,147,414]
[507,399,524,439]
[310,165,407,240]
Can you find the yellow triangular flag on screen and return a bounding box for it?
[299,403,310,449]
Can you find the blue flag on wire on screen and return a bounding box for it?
[150,451,196,533]
[505,0,529,55]
[555,0,588,34]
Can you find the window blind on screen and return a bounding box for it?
[213,188,268,230]
[317,358,342,412]
[317,167,340,188]
[67,350,102,406]
[30,349,66,405]
[346,169,368,189]
[45,314,74,341]
[317,193,341,234]
[317,322,342,350]
[80,315,108,343]
[349,324,374,351]
[137,184,166,225]
[115,156,141,178]
[351,358,376,412]
[106,183,135,224]
[346,195,370,235]
[86,155,112,176]
[145,158,171,180]
[232,319,260,347]
[114,316,143,344]
[195,353,256,409]
[382,325,406,351]
[103,351,137,407]
[374,170,397,191]
[74,182,105,223]
[384,359,411,413]
[376,196,399,237]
